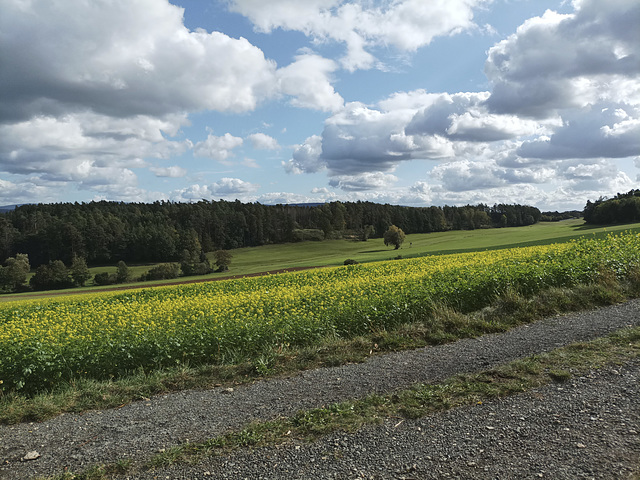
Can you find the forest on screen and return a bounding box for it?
[583,189,640,225]
[0,200,541,269]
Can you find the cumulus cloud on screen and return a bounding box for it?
[517,104,640,160]
[247,133,280,150]
[0,178,53,205]
[228,0,486,71]
[430,160,507,192]
[406,92,548,141]
[3,0,638,208]
[288,92,546,184]
[485,0,640,118]
[279,0,640,199]
[0,0,278,123]
[320,102,423,175]
[91,185,168,203]
[210,177,260,195]
[557,159,635,192]
[328,172,398,191]
[173,178,260,202]
[255,192,319,205]
[0,0,353,203]
[429,183,554,208]
[149,166,188,178]
[0,111,191,200]
[276,54,344,112]
[193,133,244,161]
[284,135,326,174]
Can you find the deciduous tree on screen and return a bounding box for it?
[0,253,30,292]
[383,225,406,250]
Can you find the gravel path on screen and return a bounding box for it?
[2,299,640,480]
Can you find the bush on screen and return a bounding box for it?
[29,260,74,291]
[93,272,117,286]
[292,229,325,242]
[140,263,181,281]
[344,259,359,265]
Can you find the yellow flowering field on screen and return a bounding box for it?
[1,232,639,394]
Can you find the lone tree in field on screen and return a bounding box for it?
[383,225,406,250]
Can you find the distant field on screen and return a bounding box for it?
[224,219,640,273]
[4,219,640,300]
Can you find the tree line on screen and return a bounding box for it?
[0,200,541,268]
[583,189,640,225]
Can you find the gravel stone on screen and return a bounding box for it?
[1,299,639,480]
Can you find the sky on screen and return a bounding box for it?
[0,0,639,211]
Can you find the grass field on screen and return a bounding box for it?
[3,219,640,301]
[226,219,640,273]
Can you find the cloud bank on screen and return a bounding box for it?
[0,0,638,210]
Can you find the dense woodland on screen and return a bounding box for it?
[0,200,541,268]
[583,189,640,225]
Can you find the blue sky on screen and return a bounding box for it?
[1,0,638,210]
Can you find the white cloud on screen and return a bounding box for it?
[0,178,52,205]
[0,0,279,122]
[558,159,635,193]
[276,54,344,112]
[173,178,260,202]
[90,185,168,203]
[247,133,280,150]
[320,101,423,175]
[256,192,319,205]
[284,135,326,174]
[150,166,188,178]
[2,0,637,209]
[228,0,487,71]
[0,112,191,200]
[0,0,353,204]
[193,133,244,161]
[292,92,546,181]
[211,177,260,195]
[485,0,640,117]
[517,104,640,160]
[406,92,549,142]
[328,172,398,191]
[431,160,507,192]
[279,0,640,202]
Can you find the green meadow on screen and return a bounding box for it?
[225,219,640,274]
[3,219,640,300]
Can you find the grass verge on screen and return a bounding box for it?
[3,270,639,426]
[41,324,640,480]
